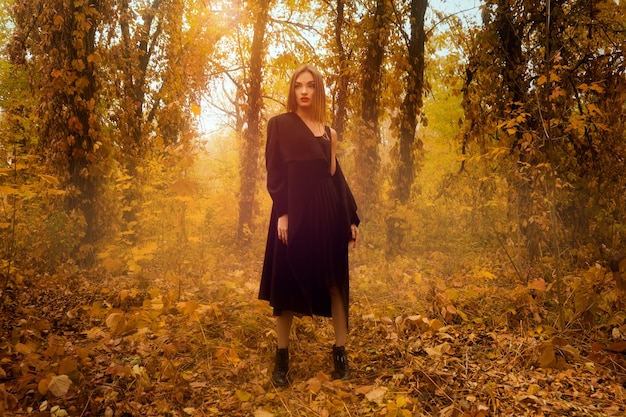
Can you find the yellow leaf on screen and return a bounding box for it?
[75,347,90,362]
[587,103,603,115]
[177,301,200,316]
[38,377,51,395]
[15,342,32,355]
[537,75,547,85]
[0,186,19,195]
[39,174,60,186]
[429,319,444,330]
[475,269,496,279]
[527,383,541,395]
[254,409,274,417]
[307,377,322,393]
[589,83,604,93]
[216,347,240,364]
[46,189,67,196]
[72,59,86,72]
[236,389,252,402]
[48,374,72,397]
[445,289,458,300]
[87,51,102,64]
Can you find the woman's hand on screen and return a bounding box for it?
[350,224,359,249]
[277,214,288,245]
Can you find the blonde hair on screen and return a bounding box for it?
[286,64,327,125]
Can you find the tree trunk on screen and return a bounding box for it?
[387,0,428,253]
[393,0,427,204]
[237,0,271,239]
[119,0,164,170]
[492,0,541,262]
[354,0,390,210]
[67,0,100,246]
[332,0,349,140]
[38,0,103,255]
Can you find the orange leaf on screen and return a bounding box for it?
[306,377,322,393]
[607,341,626,352]
[539,345,556,368]
[38,377,51,395]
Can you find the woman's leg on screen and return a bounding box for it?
[276,310,294,348]
[329,286,350,379]
[272,310,294,387]
[329,286,347,346]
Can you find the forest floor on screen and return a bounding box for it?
[1,252,626,417]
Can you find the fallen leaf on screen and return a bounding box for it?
[539,344,556,368]
[425,342,451,357]
[48,375,72,397]
[365,386,386,404]
[429,319,444,330]
[607,341,626,352]
[307,377,322,393]
[236,389,251,402]
[356,385,373,395]
[38,377,51,395]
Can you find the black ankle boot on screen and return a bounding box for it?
[331,345,350,380]
[272,348,289,387]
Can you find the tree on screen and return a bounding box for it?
[237,0,272,239]
[330,0,350,140]
[353,0,392,211]
[461,0,626,269]
[12,0,105,252]
[385,0,428,252]
[391,0,428,204]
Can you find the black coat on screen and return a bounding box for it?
[259,112,359,322]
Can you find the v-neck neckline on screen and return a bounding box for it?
[292,112,325,138]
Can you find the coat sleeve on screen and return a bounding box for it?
[333,160,360,227]
[266,117,288,217]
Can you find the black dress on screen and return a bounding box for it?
[259,112,359,325]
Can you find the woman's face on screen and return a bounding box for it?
[294,71,315,110]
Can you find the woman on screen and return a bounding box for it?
[259,64,359,387]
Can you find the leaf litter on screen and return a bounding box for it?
[0,257,625,416]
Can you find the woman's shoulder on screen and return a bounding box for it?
[269,112,296,125]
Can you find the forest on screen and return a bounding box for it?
[0,0,625,415]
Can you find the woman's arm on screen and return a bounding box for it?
[266,117,288,217]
